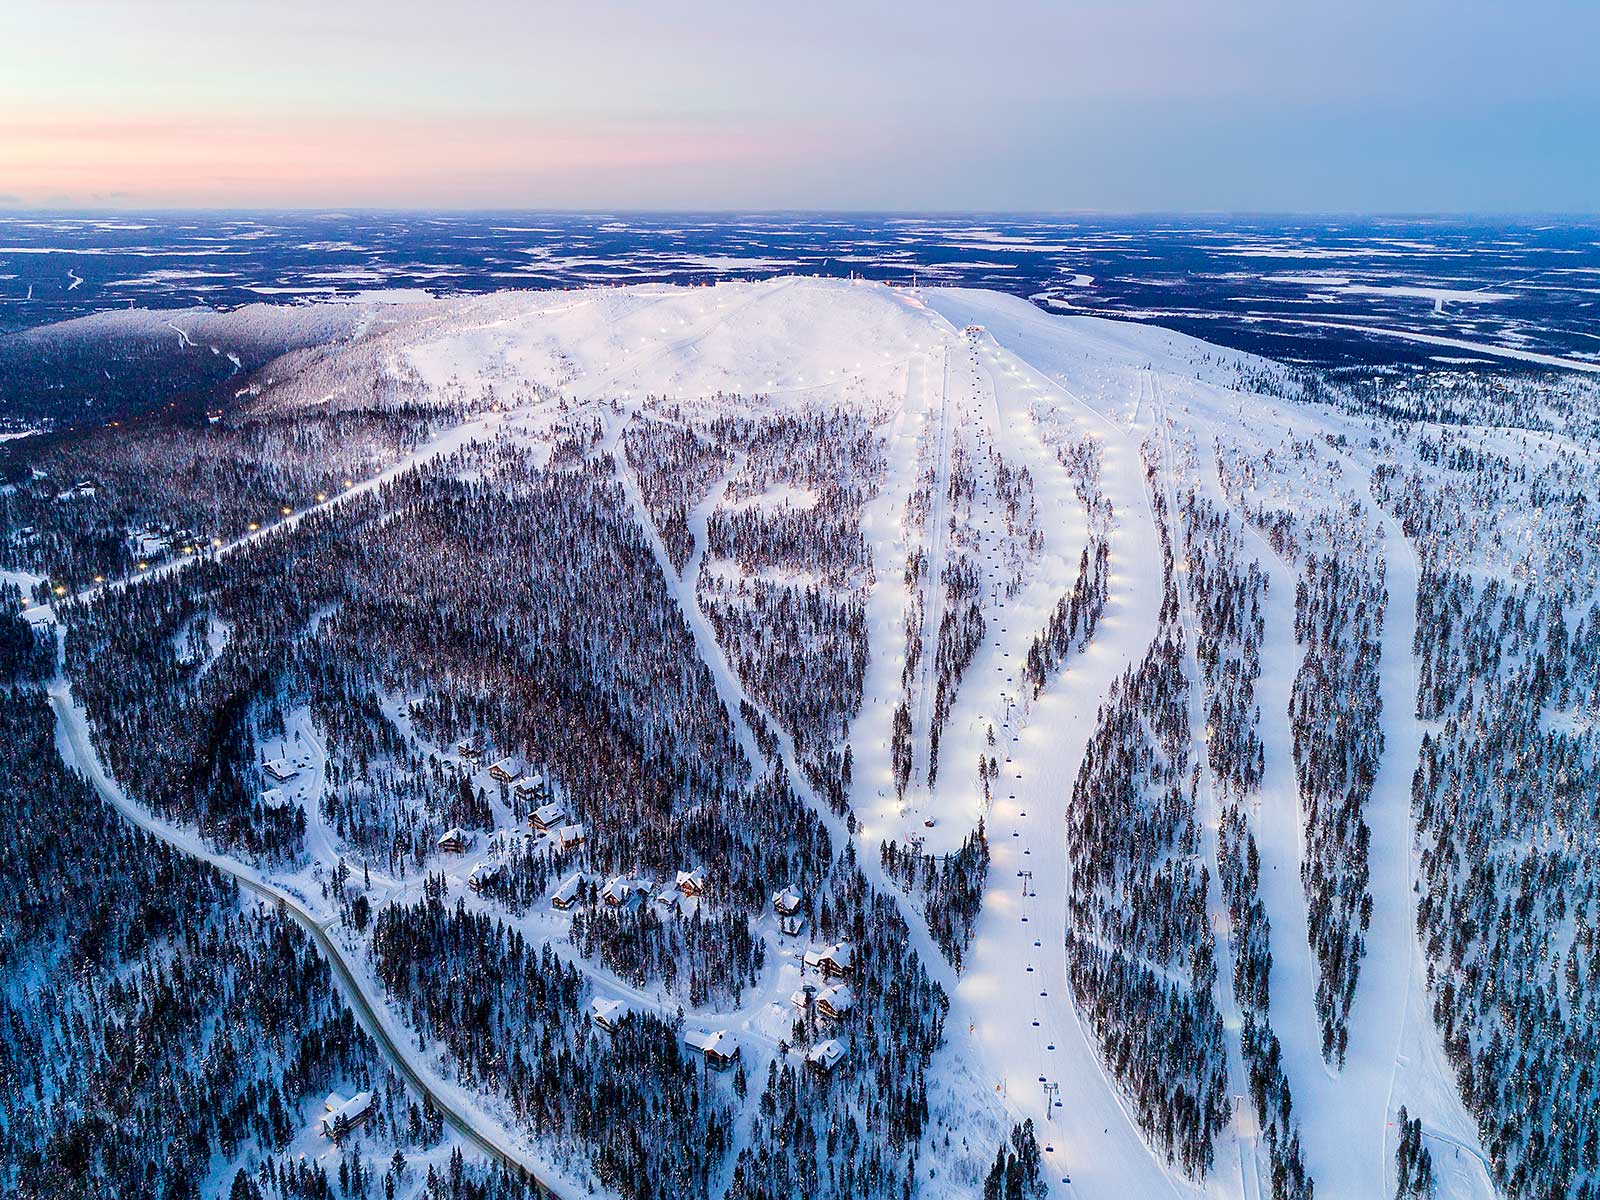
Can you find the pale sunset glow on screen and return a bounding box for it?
[2,0,1596,210]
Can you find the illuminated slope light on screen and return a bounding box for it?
[94,575,105,584]
[138,562,149,571]
[248,523,259,532]
[212,538,222,548]
[343,479,354,488]
[53,585,66,596]
[281,506,293,515]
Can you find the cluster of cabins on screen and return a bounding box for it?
[550,866,708,915]
[432,752,587,892]
[588,998,742,1071]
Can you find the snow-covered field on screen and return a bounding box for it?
[40,275,1578,1200]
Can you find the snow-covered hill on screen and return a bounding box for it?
[20,277,1597,1200]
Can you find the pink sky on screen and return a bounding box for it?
[2,0,1596,211]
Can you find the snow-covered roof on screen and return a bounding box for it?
[438,826,472,848]
[552,872,585,903]
[804,941,854,972]
[818,984,855,1015]
[676,867,706,892]
[319,1091,373,1135]
[488,755,526,778]
[552,823,585,845]
[468,861,502,886]
[773,884,804,913]
[685,1028,737,1058]
[591,997,628,1027]
[806,1039,846,1072]
[532,801,566,825]
[260,787,288,809]
[262,758,299,782]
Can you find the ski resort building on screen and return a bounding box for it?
[514,775,549,806]
[806,1039,845,1076]
[676,867,707,896]
[772,884,804,918]
[455,738,483,765]
[488,756,526,785]
[262,758,299,783]
[551,872,585,910]
[320,1091,373,1139]
[816,984,855,1022]
[602,875,652,909]
[467,861,502,891]
[804,942,855,981]
[685,1029,740,1070]
[437,827,473,854]
[591,997,628,1033]
[552,823,585,851]
[529,800,566,833]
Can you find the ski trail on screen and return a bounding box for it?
[1151,373,1257,1200]
[932,325,1187,1199]
[609,415,960,997]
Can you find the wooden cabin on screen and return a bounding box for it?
[488,756,526,785]
[806,1039,845,1076]
[320,1091,373,1139]
[686,1029,740,1070]
[816,984,854,1022]
[591,997,628,1033]
[530,800,566,833]
[804,942,854,981]
[553,823,585,852]
[437,827,473,854]
[551,872,585,911]
[467,861,502,892]
[262,758,299,783]
[772,885,805,918]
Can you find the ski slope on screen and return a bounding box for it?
[44,276,1506,1200]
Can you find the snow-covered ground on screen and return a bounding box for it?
[42,276,1517,1200]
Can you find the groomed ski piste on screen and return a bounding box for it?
[38,277,1505,1200]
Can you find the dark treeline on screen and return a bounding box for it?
[0,689,456,1200]
[3,324,475,594]
[1063,444,1228,1180]
[880,821,990,970]
[623,414,729,573]
[372,889,734,1200]
[571,901,763,1007]
[1290,534,1386,1066]
[1388,432,1600,1200]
